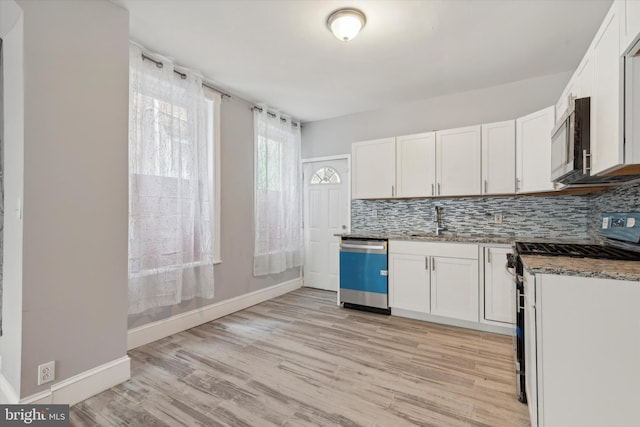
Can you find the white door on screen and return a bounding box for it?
[303,159,349,291]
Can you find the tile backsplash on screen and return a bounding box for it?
[351,181,640,241]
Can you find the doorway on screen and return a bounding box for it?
[302,157,350,292]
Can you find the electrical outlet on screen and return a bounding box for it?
[37,361,55,386]
[371,209,377,218]
[494,213,503,224]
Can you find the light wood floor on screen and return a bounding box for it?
[70,288,530,426]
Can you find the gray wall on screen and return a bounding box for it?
[128,92,301,329]
[15,0,130,398]
[301,71,572,159]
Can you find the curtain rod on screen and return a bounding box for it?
[251,106,300,127]
[141,53,231,99]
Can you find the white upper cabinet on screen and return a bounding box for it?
[516,106,556,194]
[396,132,436,198]
[436,125,482,196]
[575,52,594,99]
[481,120,516,195]
[591,4,624,176]
[351,137,396,199]
[619,0,640,55]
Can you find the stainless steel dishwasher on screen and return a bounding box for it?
[339,238,390,313]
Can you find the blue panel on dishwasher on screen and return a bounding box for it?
[339,251,388,294]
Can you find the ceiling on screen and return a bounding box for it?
[112,0,613,123]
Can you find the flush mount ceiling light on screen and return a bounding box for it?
[327,8,366,42]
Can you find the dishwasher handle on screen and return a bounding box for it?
[341,243,386,251]
[340,240,387,254]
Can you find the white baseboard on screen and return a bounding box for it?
[391,308,514,335]
[50,356,130,406]
[128,277,303,350]
[4,356,130,406]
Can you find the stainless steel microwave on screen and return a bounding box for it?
[550,96,591,184]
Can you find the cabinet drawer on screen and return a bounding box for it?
[389,240,478,259]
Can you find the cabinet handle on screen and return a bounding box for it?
[431,183,434,196]
[431,257,435,271]
[582,149,591,175]
[515,178,520,192]
[437,183,441,195]
[484,180,488,193]
[392,185,395,197]
[487,250,491,263]
[516,288,526,313]
[425,257,429,270]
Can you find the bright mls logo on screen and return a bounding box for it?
[1,405,69,426]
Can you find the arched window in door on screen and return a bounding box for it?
[310,167,341,185]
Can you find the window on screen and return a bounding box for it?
[128,45,218,314]
[253,109,302,276]
[310,167,341,185]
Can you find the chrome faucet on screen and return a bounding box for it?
[433,206,447,236]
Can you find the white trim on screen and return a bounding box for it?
[301,154,350,163]
[50,356,130,406]
[391,308,514,335]
[127,277,303,350]
[19,390,51,405]
[4,356,130,406]
[0,372,20,404]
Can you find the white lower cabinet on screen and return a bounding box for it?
[482,246,515,324]
[389,240,479,323]
[527,273,640,427]
[430,256,479,322]
[388,253,430,313]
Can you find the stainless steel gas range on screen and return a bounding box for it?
[509,212,640,404]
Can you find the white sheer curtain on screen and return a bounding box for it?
[128,44,214,314]
[254,108,303,276]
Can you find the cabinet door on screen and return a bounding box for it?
[396,132,436,198]
[430,257,479,322]
[389,253,430,313]
[436,125,481,196]
[591,4,623,175]
[481,120,515,195]
[352,138,396,199]
[483,247,515,324]
[575,51,594,99]
[516,106,556,193]
[620,0,640,55]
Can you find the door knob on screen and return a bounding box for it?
[342,225,347,230]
